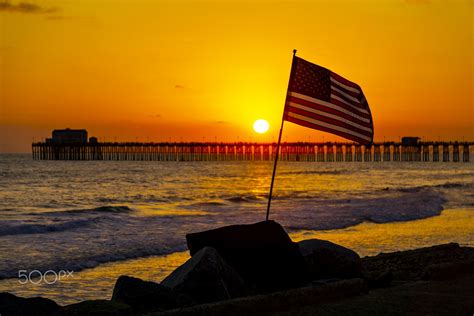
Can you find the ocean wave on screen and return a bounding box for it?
[221,192,322,203]
[0,244,188,280]
[279,170,346,176]
[0,217,105,236]
[4,206,134,236]
[188,201,227,208]
[385,182,471,194]
[34,206,133,216]
[281,187,446,231]
[0,208,17,213]
[433,182,471,189]
[225,195,266,203]
[35,203,79,209]
[96,195,192,204]
[67,206,132,214]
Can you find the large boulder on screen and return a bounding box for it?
[161,247,247,304]
[298,239,362,280]
[186,220,307,293]
[0,292,60,316]
[111,275,191,313]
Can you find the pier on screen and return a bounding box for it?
[32,141,472,162]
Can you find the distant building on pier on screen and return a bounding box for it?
[46,128,89,144]
[401,137,420,146]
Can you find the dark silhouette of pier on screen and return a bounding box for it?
[32,141,472,162]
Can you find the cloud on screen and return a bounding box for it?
[0,1,58,14]
[45,15,69,20]
[216,121,228,124]
[404,0,430,5]
[148,114,162,118]
[174,85,185,89]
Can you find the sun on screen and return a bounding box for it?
[253,119,269,134]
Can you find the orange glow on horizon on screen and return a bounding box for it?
[1,0,472,152]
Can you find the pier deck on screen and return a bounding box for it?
[32,142,472,162]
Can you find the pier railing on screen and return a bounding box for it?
[32,141,472,162]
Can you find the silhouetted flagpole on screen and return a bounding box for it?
[266,49,297,221]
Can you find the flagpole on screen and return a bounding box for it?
[266,49,297,221]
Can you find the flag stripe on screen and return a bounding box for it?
[330,72,359,89]
[330,94,365,110]
[289,92,370,118]
[331,86,361,104]
[330,76,360,94]
[287,96,371,126]
[331,89,366,111]
[286,113,371,143]
[287,102,373,133]
[286,105,373,136]
[329,96,370,115]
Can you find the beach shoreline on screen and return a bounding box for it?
[1,207,472,306]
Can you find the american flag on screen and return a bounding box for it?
[284,57,374,145]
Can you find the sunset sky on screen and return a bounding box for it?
[1,0,472,152]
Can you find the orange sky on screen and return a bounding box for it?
[1,0,473,152]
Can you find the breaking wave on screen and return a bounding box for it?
[391,182,472,193]
[0,218,101,236]
[29,206,133,216]
[225,195,265,203]
[1,206,133,236]
[281,187,446,231]
[0,244,188,280]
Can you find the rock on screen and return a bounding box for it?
[111,275,191,312]
[0,292,60,316]
[156,278,367,316]
[161,247,247,304]
[422,259,474,281]
[186,220,307,292]
[298,239,362,280]
[365,270,393,289]
[361,243,474,281]
[61,299,131,316]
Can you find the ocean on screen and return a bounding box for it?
[0,154,473,304]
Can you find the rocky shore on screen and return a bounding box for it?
[1,220,473,315]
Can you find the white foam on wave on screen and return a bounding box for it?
[0,218,98,236]
[0,206,133,236]
[275,187,446,231]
